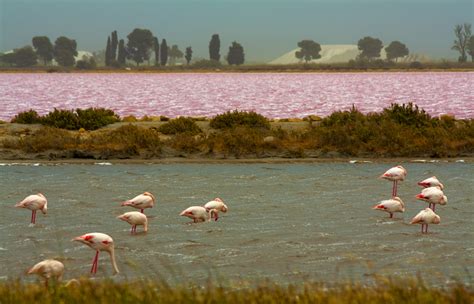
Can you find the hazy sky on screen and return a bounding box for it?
[1,0,472,62]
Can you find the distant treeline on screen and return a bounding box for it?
[0,23,472,69]
[2,103,473,159]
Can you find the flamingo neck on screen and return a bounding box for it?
[108,247,120,275]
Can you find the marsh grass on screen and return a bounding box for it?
[2,104,473,159]
[0,276,472,304]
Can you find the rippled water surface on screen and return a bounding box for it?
[0,161,473,284]
[1,72,473,120]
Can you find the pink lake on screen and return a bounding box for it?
[0,72,473,120]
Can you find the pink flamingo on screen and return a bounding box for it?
[417,176,444,190]
[380,165,407,197]
[14,193,47,224]
[121,192,155,213]
[27,259,64,287]
[180,206,218,223]
[372,197,405,218]
[117,211,148,234]
[72,232,119,275]
[415,186,447,211]
[204,198,228,213]
[410,208,441,233]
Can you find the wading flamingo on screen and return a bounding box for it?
[415,186,447,212]
[27,259,64,287]
[180,206,218,223]
[117,211,148,234]
[380,165,407,197]
[410,208,441,233]
[121,192,155,213]
[372,197,405,218]
[417,176,444,190]
[72,232,119,275]
[14,193,47,224]
[204,198,228,213]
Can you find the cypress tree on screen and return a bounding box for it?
[185,46,192,65]
[111,31,118,61]
[117,39,126,65]
[160,39,168,66]
[105,36,111,66]
[153,37,160,66]
[209,34,220,61]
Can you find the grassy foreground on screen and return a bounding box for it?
[0,277,472,304]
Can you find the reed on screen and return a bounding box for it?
[0,276,471,304]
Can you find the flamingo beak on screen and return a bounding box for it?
[72,236,83,242]
[415,194,425,199]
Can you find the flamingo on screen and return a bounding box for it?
[372,197,405,218]
[180,206,218,223]
[415,186,447,211]
[27,259,64,287]
[14,193,47,224]
[121,192,155,213]
[410,208,441,233]
[380,165,407,197]
[117,211,148,234]
[417,176,444,190]
[72,232,119,275]
[204,198,228,214]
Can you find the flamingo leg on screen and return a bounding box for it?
[389,213,393,218]
[421,224,424,233]
[30,211,34,224]
[140,209,144,213]
[91,251,99,274]
[131,225,136,234]
[425,224,429,234]
[432,204,436,212]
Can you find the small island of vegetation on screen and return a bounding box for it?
[1,103,472,161]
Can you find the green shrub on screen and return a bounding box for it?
[206,126,267,157]
[39,108,119,130]
[11,109,42,124]
[41,108,79,130]
[380,102,433,128]
[192,59,222,69]
[210,110,270,130]
[158,117,202,135]
[75,107,120,130]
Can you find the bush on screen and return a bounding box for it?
[11,109,42,124]
[206,126,267,157]
[380,103,433,128]
[158,117,202,135]
[41,108,79,130]
[3,127,78,153]
[192,59,222,69]
[39,107,119,130]
[76,107,120,130]
[210,110,270,130]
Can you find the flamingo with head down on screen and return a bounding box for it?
[180,206,218,223]
[372,197,405,218]
[121,192,155,213]
[14,193,48,224]
[380,165,407,197]
[117,211,148,234]
[204,198,228,215]
[72,232,119,275]
[27,259,64,287]
[418,176,444,190]
[411,208,441,233]
[415,186,447,212]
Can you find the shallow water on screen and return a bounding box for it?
[0,161,473,285]
[1,72,473,120]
